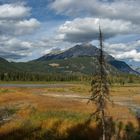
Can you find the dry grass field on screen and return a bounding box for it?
[0,82,140,140]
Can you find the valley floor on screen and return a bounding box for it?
[0,82,140,140]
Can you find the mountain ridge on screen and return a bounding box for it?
[35,44,114,62]
[35,44,139,75]
[0,44,139,75]
[0,57,20,72]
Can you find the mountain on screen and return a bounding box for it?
[0,44,139,75]
[14,56,118,75]
[36,44,113,61]
[135,67,140,73]
[0,57,20,73]
[35,44,138,75]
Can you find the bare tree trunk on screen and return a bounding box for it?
[99,24,106,140]
[88,24,112,140]
[101,109,106,140]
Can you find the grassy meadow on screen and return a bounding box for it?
[0,82,140,140]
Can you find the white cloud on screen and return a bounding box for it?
[0,3,30,19]
[0,34,72,61]
[0,37,31,51]
[5,38,33,50]
[0,3,41,60]
[58,17,139,43]
[50,0,140,24]
[17,18,40,28]
[0,3,40,36]
[105,40,140,62]
[116,50,140,62]
[0,18,40,36]
[0,35,36,60]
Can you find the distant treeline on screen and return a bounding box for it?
[0,72,140,84]
[0,72,84,81]
[108,74,140,85]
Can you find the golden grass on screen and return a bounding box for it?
[0,82,140,139]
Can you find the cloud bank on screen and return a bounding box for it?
[105,40,140,62]
[0,3,40,60]
[50,0,140,24]
[58,17,139,43]
[0,3,30,19]
[0,0,140,63]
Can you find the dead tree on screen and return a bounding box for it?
[88,25,111,140]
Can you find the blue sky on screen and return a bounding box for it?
[0,0,140,67]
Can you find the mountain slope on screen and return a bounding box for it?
[0,57,20,73]
[0,44,139,75]
[14,56,118,75]
[108,60,139,75]
[135,68,140,73]
[36,44,113,61]
[35,44,138,75]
